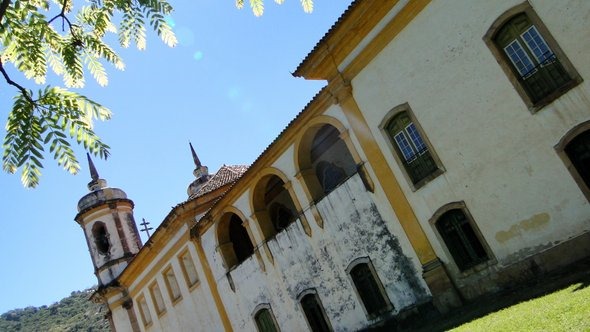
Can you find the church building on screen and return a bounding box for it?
[75,1,590,331]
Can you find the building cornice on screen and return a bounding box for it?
[294,0,432,83]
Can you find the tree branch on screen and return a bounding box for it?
[0,0,10,26]
[0,60,34,104]
[47,0,74,32]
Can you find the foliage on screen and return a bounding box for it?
[236,0,314,17]
[452,282,590,331]
[0,0,176,188]
[0,0,313,188]
[0,287,109,332]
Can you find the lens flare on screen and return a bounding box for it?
[193,51,204,61]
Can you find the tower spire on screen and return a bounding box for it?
[187,142,211,197]
[86,153,107,191]
[190,142,202,168]
[87,153,100,181]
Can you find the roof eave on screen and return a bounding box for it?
[293,0,397,80]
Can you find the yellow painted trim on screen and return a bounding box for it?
[193,237,234,332]
[336,89,437,264]
[192,89,335,239]
[124,229,190,297]
[343,0,432,79]
[295,0,401,79]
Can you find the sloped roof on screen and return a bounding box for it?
[190,164,249,199]
[293,0,358,77]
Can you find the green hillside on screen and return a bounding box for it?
[0,288,109,332]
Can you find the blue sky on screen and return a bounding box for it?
[0,1,353,313]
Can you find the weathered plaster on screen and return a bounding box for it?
[495,213,550,244]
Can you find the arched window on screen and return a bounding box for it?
[92,222,110,255]
[218,212,255,269]
[269,202,294,233]
[300,291,331,332]
[485,4,580,109]
[310,125,356,196]
[435,208,489,271]
[315,161,346,194]
[252,174,299,240]
[385,110,439,187]
[229,214,254,264]
[253,307,279,332]
[564,129,590,191]
[349,261,392,318]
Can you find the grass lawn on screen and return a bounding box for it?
[396,260,590,332]
[452,281,590,332]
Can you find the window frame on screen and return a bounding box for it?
[252,304,281,332]
[483,2,582,112]
[162,266,182,304]
[429,202,495,274]
[136,294,153,327]
[298,289,333,332]
[555,120,590,202]
[149,281,167,316]
[346,257,393,320]
[379,103,444,191]
[178,249,200,290]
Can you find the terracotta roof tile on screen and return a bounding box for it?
[190,164,249,199]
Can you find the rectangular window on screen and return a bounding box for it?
[384,107,442,188]
[149,282,166,314]
[405,123,428,153]
[436,208,489,271]
[393,131,416,162]
[349,261,392,318]
[137,295,152,326]
[485,6,581,109]
[179,251,199,287]
[163,267,182,301]
[504,40,535,77]
[521,26,553,64]
[300,293,331,332]
[254,308,279,332]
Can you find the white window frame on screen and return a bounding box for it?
[520,25,554,65]
[503,39,536,77]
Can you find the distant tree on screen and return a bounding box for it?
[0,0,313,188]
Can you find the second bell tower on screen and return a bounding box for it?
[74,154,142,286]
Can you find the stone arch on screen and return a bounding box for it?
[294,115,361,201]
[216,209,255,270]
[251,168,299,241]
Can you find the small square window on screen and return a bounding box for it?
[149,282,166,315]
[137,295,152,326]
[163,267,182,302]
[179,251,199,288]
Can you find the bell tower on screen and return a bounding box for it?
[75,154,142,286]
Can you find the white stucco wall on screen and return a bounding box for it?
[122,225,225,332]
[351,0,590,279]
[204,174,430,331]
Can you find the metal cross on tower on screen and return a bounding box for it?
[139,218,153,237]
